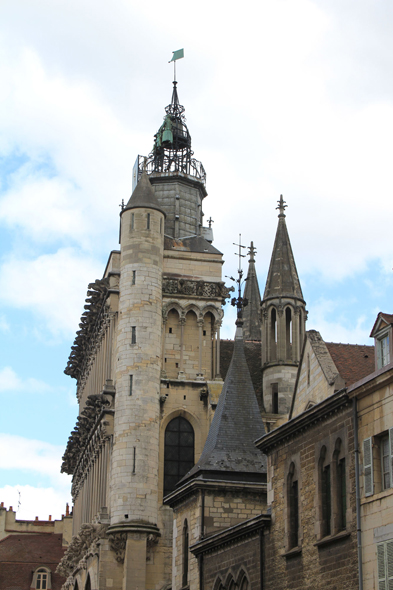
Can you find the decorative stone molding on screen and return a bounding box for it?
[65,278,114,381]
[162,277,233,303]
[108,532,127,563]
[61,392,113,478]
[57,523,108,579]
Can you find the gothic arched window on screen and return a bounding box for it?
[287,462,299,549]
[164,417,195,496]
[85,574,91,590]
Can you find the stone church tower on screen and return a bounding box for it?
[59,83,232,590]
[261,196,307,415]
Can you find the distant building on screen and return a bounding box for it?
[0,503,72,590]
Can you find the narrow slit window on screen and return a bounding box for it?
[132,270,136,285]
[147,213,151,229]
[131,326,136,344]
[131,213,135,230]
[129,374,133,395]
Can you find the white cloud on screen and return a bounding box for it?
[0,248,103,338]
[0,433,70,487]
[0,484,71,521]
[0,366,52,393]
[307,298,371,344]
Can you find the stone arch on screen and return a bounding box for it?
[236,567,250,590]
[163,301,184,320]
[224,570,236,590]
[183,303,203,318]
[212,575,223,590]
[201,304,222,322]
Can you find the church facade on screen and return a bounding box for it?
[57,82,392,590]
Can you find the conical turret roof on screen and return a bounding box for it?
[123,170,166,216]
[243,242,262,341]
[181,321,266,484]
[263,196,303,302]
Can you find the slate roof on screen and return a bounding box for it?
[242,243,262,341]
[164,235,222,254]
[220,339,263,412]
[123,170,166,215]
[325,342,375,387]
[182,323,266,483]
[0,533,66,590]
[263,210,304,302]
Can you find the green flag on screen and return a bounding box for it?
[169,49,184,63]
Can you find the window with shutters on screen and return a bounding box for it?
[377,333,390,369]
[377,540,393,589]
[363,429,393,497]
[164,417,194,496]
[363,437,374,497]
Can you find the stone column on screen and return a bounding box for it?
[278,304,286,361]
[178,314,186,379]
[123,533,147,590]
[196,318,204,380]
[215,321,222,379]
[161,315,167,378]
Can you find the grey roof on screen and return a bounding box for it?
[181,322,266,484]
[263,212,303,301]
[164,235,222,254]
[242,242,262,341]
[123,171,166,216]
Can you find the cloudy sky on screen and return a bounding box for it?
[1,0,393,520]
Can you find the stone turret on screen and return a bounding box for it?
[242,242,262,341]
[109,171,165,588]
[261,196,307,415]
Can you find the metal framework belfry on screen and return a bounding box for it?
[261,196,307,416]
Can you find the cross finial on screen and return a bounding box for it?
[248,241,256,262]
[120,198,125,211]
[276,194,287,217]
[207,216,214,228]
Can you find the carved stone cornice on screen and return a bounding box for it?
[65,278,114,383]
[61,391,114,479]
[162,277,234,304]
[56,523,108,579]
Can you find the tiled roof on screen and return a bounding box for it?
[183,324,266,482]
[325,342,375,387]
[0,533,66,590]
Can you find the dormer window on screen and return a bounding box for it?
[377,333,390,369]
[32,567,51,589]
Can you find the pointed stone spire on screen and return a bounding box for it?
[261,196,307,416]
[181,319,266,484]
[242,242,262,341]
[263,195,303,301]
[123,169,166,216]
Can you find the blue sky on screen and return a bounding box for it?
[1,0,393,519]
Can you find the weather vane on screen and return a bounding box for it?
[169,48,184,82]
[225,234,248,319]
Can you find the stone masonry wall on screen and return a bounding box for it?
[264,403,359,590]
[203,535,261,590]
